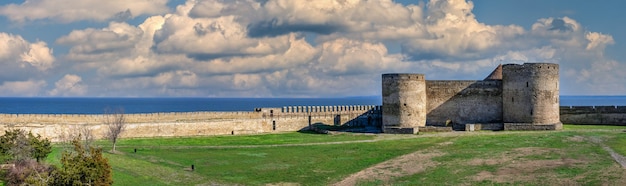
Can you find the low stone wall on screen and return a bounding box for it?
[418,126,453,132]
[504,123,563,130]
[560,106,626,125]
[0,105,383,142]
[462,123,504,131]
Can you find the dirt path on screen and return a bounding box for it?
[332,142,452,185]
[589,136,626,169]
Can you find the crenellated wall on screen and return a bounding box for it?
[560,106,626,125]
[0,105,382,142]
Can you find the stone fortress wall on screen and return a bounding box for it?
[1,62,625,139]
[560,106,626,125]
[0,104,623,141]
[425,80,503,127]
[382,63,564,132]
[0,105,381,142]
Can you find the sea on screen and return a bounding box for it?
[0,96,624,114]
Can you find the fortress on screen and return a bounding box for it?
[0,62,624,141]
[381,63,562,134]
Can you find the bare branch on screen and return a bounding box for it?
[103,107,126,152]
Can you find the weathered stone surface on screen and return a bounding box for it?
[426,80,502,126]
[382,127,418,134]
[504,123,563,130]
[382,74,426,128]
[502,63,560,125]
[383,63,562,132]
[560,106,626,125]
[0,105,382,141]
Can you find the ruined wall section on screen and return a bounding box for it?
[382,74,426,133]
[0,105,381,142]
[502,63,560,125]
[426,80,502,126]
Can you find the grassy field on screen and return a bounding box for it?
[47,125,626,185]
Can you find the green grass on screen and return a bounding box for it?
[389,131,619,185]
[563,124,626,130]
[110,137,445,185]
[607,133,626,155]
[101,132,376,147]
[45,127,626,185]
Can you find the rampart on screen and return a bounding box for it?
[560,106,626,125]
[0,105,382,142]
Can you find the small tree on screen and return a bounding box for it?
[52,138,112,186]
[104,108,126,152]
[28,132,52,162]
[0,129,51,163]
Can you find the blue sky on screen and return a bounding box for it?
[0,0,624,97]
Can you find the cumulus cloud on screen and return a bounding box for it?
[154,14,294,61]
[0,80,47,97]
[0,33,54,86]
[0,0,169,23]
[40,0,625,96]
[57,22,143,60]
[48,74,87,96]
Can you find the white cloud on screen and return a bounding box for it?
[585,32,614,51]
[154,14,292,59]
[0,80,46,97]
[41,0,626,96]
[20,41,55,71]
[0,33,54,71]
[48,74,87,96]
[57,22,143,61]
[0,33,54,86]
[0,0,169,23]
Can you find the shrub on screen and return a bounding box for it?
[0,129,52,163]
[52,139,112,186]
[5,159,55,186]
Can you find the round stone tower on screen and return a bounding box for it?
[381,74,426,134]
[502,63,560,126]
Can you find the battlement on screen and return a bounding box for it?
[502,63,559,70]
[276,105,380,113]
[426,80,502,88]
[382,73,425,80]
[560,106,626,113]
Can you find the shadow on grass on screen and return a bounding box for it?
[298,123,381,135]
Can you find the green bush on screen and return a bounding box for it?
[0,129,51,163]
[52,139,112,186]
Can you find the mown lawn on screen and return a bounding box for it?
[47,125,626,185]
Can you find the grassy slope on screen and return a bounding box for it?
[389,131,621,185]
[47,126,626,185]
